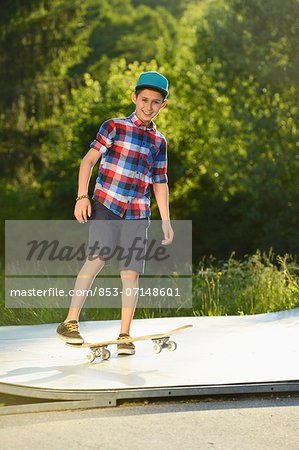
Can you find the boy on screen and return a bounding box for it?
[56,71,174,355]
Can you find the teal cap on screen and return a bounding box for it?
[135,71,168,98]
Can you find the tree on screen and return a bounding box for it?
[0,0,90,181]
[69,0,177,82]
[0,0,91,252]
[160,0,298,257]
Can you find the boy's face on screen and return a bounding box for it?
[132,89,167,126]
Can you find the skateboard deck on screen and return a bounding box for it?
[66,324,192,362]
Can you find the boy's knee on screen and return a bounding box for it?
[120,270,139,281]
[82,255,106,274]
[87,254,106,264]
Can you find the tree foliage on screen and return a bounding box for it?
[161,0,299,256]
[0,0,90,181]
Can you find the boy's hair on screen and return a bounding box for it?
[135,86,167,101]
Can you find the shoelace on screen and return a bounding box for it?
[118,337,133,343]
[65,322,79,332]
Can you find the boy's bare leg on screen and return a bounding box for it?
[120,270,139,335]
[65,255,105,322]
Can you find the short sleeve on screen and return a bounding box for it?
[151,138,168,183]
[90,120,116,155]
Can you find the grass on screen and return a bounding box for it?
[0,250,298,326]
[192,250,299,316]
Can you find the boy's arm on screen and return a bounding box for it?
[153,182,174,245]
[75,148,101,223]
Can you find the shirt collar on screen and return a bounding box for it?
[129,112,156,132]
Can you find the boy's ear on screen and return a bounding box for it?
[132,92,137,104]
[161,99,168,109]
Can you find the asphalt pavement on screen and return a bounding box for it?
[1,394,299,449]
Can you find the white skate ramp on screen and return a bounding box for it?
[0,308,298,396]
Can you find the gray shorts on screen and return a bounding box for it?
[87,201,150,274]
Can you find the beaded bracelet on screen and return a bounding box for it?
[76,195,89,202]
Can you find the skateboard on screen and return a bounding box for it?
[66,324,192,362]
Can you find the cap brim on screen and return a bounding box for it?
[135,84,168,97]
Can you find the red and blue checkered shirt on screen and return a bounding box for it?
[90,112,167,219]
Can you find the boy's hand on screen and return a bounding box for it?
[74,198,91,223]
[161,220,174,245]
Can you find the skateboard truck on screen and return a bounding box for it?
[151,336,177,354]
[86,338,177,362]
[87,345,111,363]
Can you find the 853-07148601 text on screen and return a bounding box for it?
[94,287,181,297]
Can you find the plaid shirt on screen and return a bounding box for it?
[90,112,167,219]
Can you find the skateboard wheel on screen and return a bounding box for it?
[153,343,162,354]
[87,353,96,362]
[102,349,111,360]
[167,341,177,351]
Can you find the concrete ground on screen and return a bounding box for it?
[0,394,299,449]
